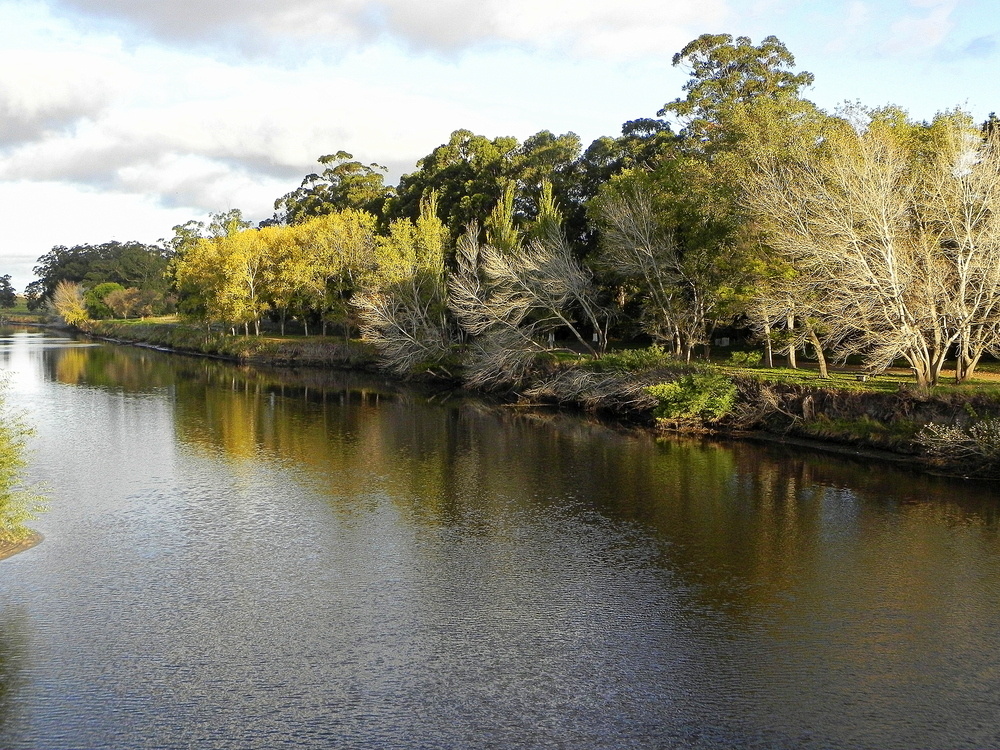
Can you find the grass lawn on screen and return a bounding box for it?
[0,297,46,321]
[716,359,1000,397]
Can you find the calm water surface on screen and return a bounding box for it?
[1,328,999,749]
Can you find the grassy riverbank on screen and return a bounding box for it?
[0,298,46,325]
[75,318,1000,478]
[82,318,376,369]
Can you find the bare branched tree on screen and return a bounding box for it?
[354,195,455,377]
[447,221,605,388]
[354,270,453,377]
[920,120,1000,381]
[744,111,1000,386]
[523,369,658,413]
[592,181,722,361]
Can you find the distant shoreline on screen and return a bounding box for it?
[0,532,43,561]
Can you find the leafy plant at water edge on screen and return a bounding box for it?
[0,380,47,543]
[645,373,737,424]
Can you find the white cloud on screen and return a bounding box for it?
[0,6,130,147]
[0,180,200,289]
[2,1,662,217]
[825,1,871,53]
[5,0,674,275]
[885,0,958,54]
[53,0,731,60]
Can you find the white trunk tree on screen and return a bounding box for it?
[745,110,1000,387]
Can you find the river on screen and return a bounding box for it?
[1,327,999,749]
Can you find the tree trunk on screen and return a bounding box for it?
[956,348,983,384]
[763,320,774,368]
[806,323,828,378]
[786,312,797,369]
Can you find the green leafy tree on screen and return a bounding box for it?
[513,130,586,245]
[579,118,677,200]
[0,275,16,308]
[386,129,587,247]
[208,209,252,238]
[295,209,380,337]
[171,210,253,326]
[259,225,311,335]
[84,282,125,319]
[387,130,520,238]
[660,33,815,150]
[274,152,393,225]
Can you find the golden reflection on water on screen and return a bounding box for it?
[32,335,1000,624]
[7,330,1000,747]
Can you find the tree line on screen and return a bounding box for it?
[26,33,1000,388]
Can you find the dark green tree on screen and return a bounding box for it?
[386,129,589,249]
[274,152,393,224]
[983,112,1000,138]
[23,281,44,311]
[0,275,16,308]
[660,33,815,150]
[386,130,520,238]
[30,241,172,310]
[579,118,677,199]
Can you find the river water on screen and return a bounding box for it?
[1,327,999,749]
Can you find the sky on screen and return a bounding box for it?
[1,0,998,291]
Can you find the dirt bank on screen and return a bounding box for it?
[0,532,43,561]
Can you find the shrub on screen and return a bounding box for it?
[917,419,1000,474]
[645,373,737,425]
[727,350,763,367]
[592,344,675,373]
[84,282,125,319]
[0,380,46,543]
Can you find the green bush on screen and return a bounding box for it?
[593,344,674,373]
[84,282,125,319]
[0,381,46,543]
[727,350,763,367]
[645,373,737,424]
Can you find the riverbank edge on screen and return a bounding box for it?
[70,319,1000,477]
[0,532,43,562]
